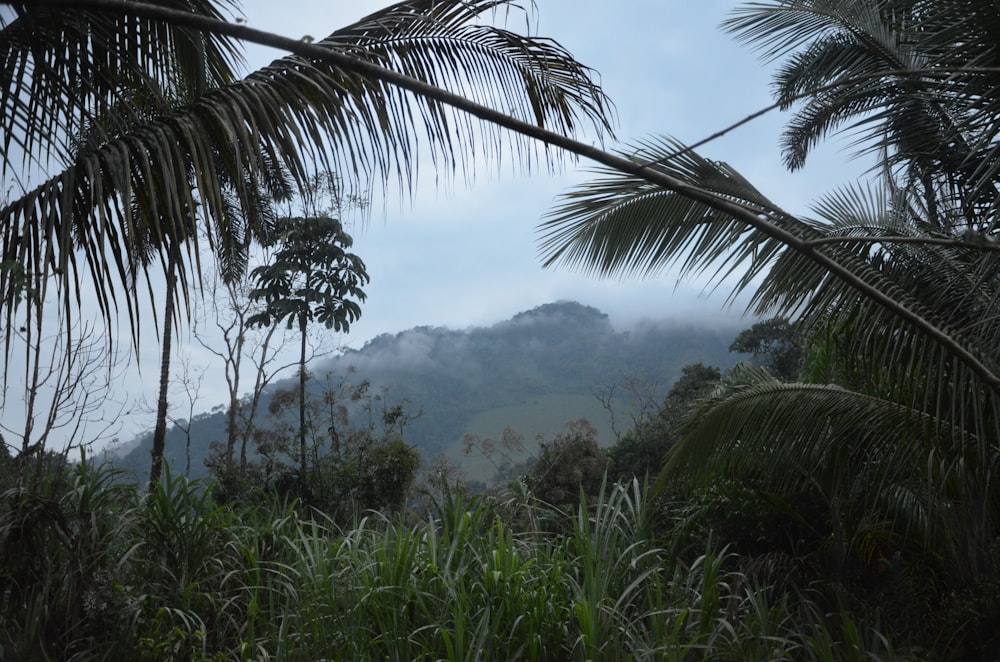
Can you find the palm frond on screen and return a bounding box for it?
[724,0,998,224]
[540,136,1000,441]
[538,136,784,287]
[751,184,1000,441]
[723,0,902,65]
[918,1,1000,211]
[0,0,243,171]
[0,0,614,350]
[665,374,993,562]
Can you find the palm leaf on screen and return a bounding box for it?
[0,0,613,351]
[541,133,1000,431]
[0,0,243,170]
[724,0,994,226]
[723,0,905,65]
[665,372,996,572]
[538,136,785,290]
[752,184,1000,442]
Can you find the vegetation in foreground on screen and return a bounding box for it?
[5,0,1000,658]
[1,315,996,660]
[1,453,902,661]
[7,312,995,660]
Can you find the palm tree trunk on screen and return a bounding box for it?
[921,168,941,230]
[149,250,177,491]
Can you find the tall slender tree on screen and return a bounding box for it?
[248,215,368,480]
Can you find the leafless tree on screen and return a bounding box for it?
[166,350,206,478]
[594,375,664,442]
[194,264,341,474]
[1,308,129,487]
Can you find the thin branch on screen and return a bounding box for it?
[803,235,1000,250]
[670,66,1000,162]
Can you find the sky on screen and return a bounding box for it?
[231,0,868,338]
[4,0,876,451]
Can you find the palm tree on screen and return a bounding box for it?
[138,163,291,488]
[721,0,1000,231]
[73,81,293,487]
[0,0,614,357]
[536,133,1000,662]
[538,140,1000,577]
[662,184,1000,580]
[535,0,1000,583]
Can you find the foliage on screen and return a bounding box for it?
[461,425,530,486]
[114,302,737,482]
[535,1,1000,654]
[728,317,803,380]
[607,363,721,483]
[207,374,422,526]
[9,0,1000,656]
[0,460,903,660]
[0,455,137,660]
[722,0,1000,230]
[248,213,369,479]
[248,216,368,334]
[527,418,608,510]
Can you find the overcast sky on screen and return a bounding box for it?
[6,1,876,450]
[159,0,869,442]
[232,0,868,339]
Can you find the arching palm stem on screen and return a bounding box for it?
[32,0,1000,397]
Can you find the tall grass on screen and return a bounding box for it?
[0,461,902,660]
[0,456,139,660]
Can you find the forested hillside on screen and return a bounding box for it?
[113,301,738,481]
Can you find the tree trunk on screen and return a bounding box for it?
[224,328,243,467]
[298,312,307,479]
[226,399,239,466]
[149,250,177,491]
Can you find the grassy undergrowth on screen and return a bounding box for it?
[1,460,900,661]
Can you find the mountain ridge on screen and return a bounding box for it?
[113,301,742,482]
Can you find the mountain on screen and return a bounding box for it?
[113,301,742,482]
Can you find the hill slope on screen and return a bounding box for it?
[116,301,740,481]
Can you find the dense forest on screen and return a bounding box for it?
[4,0,1000,659]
